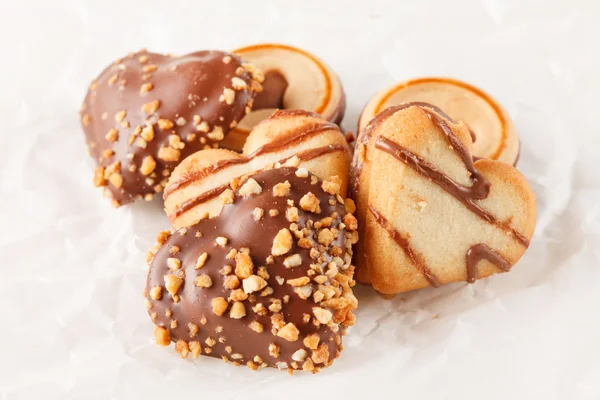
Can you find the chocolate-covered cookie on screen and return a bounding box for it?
[80,49,263,206]
[145,167,358,372]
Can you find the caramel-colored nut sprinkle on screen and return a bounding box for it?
[269,343,280,358]
[149,286,163,300]
[277,323,300,342]
[239,178,262,196]
[188,323,199,338]
[343,213,358,230]
[220,189,235,205]
[168,134,185,149]
[102,149,114,159]
[286,207,299,222]
[164,274,184,297]
[175,340,189,358]
[156,230,171,244]
[157,146,181,162]
[230,288,248,301]
[231,76,247,90]
[195,252,208,269]
[195,274,213,288]
[167,257,181,271]
[139,155,157,176]
[134,137,147,148]
[302,358,315,371]
[272,181,291,197]
[226,249,238,260]
[253,303,267,316]
[313,307,332,324]
[229,301,246,319]
[196,121,209,133]
[139,54,149,63]
[257,266,269,280]
[249,321,263,333]
[157,118,174,130]
[189,341,201,358]
[105,128,119,142]
[114,110,126,123]
[205,337,216,347]
[141,124,155,141]
[242,275,267,294]
[207,126,224,141]
[220,265,233,275]
[311,344,330,364]
[143,64,157,73]
[235,253,254,279]
[318,229,335,247]
[252,207,264,221]
[216,236,228,246]
[220,88,235,105]
[222,55,232,64]
[93,167,106,187]
[141,100,160,113]
[287,276,310,287]
[140,82,153,94]
[344,198,356,213]
[108,173,123,188]
[154,326,171,346]
[223,275,240,290]
[272,228,293,256]
[295,285,312,300]
[212,297,228,316]
[322,176,342,195]
[300,193,321,215]
[303,334,320,350]
[82,114,91,126]
[292,349,308,362]
[283,254,302,268]
[295,168,309,178]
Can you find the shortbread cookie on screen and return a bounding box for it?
[351,103,536,294]
[80,49,263,206]
[220,44,346,151]
[358,78,520,165]
[145,167,358,372]
[163,109,351,229]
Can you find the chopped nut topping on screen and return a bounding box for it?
[268,299,282,312]
[302,358,315,371]
[223,275,240,290]
[108,173,123,188]
[188,323,199,338]
[207,126,225,141]
[157,146,181,162]
[318,229,335,247]
[82,114,91,126]
[303,334,320,350]
[220,88,236,105]
[269,343,280,358]
[222,55,232,64]
[229,288,248,301]
[141,100,160,114]
[252,207,264,221]
[287,276,310,287]
[295,285,312,300]
[235,253,254,279]
[143,64,157,73]
[134,137,147,148]
[205,337,216,347]
[275,276,285,285]
[189,341,201,358]
[283,254,302,268]
[249,321,264,333]
[195,274,213,288]
[277,323,300,342]
[231,76,247,90]
[286,207,299,222]
[295,168,309,178]
[220,265,233,275]
[164,274,184,298]
[313,307,333,324]
[140,82,153,94]
[292,349,308,362]
[226,249,238,260]
[229,301,246,319]
[105,128,119,142]
[157,118,174,130]
[272,181,291,197]
[141,124,155,141]
[197,121,209,133]
[311,344,330,364]
[154,326,171,346]
[272,228,293,256]
[195,252,208,269]
[167,257,181,271]
[343,213,358,230]
[114,110,127,123]
[212,297,228,316]
[175,340,189,358]
[242,275,267,294]
[269,209,279,217]
[216,236,228,246]
[344,198,356,213]
[93,167,106,187]
[239,178,262,196]
[322,176,342,195]
[140,156,157,176]
[149,286,163,300]
[220,189,235,204]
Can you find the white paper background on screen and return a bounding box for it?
[1,0,599,398]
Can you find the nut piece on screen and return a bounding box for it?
[223,275,240,290]
[175,340,189,358]
[216,236,228,246]
[242,275,268,294]
[287,276,310,287]
[212,297,229,316]
[158,146,181,162]
[229,301,246,319]
[141,100,160,114]
[194,274,213,288]
[154,326,171,346]
[164,274,184,297]
[195,252,208,269]
[292,349,308,362]
[299,192,321,213]
[105,128,119,142]
[149,286,163,300]
[295,168,309,178]
[322,176,342,195]
[220,189,235,204]
[311,343,330,364]
[276,323,300,342]
[283,254,302,268]
[230,288,248,301]
[189,341,202,358]
[317,229,335,247]
[234,253,254,279]
[93,167,106,187]
[313,307,333,324]
[269,343,280,358]
[249,321,264,333]
[303,334,320,350]
[140,156,156,176]
[157,118,174,130]
[239,178,262,196]
[167,257,181,271]
[272,181,291,197]
[252,207,264,221]
[343,213,358,230]
[272,228,293,256]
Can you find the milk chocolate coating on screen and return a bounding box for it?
[253,70,288,109]
[80,50,258,205]
[146,167,356,370]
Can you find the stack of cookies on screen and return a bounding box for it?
[80,44,536,373]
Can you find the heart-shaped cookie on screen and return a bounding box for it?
[80,49,263,206]
[351,103,536,294]
[358,77,520,165]
[145,167,358,372]
[220,44,346,151]
[163,109,351,229]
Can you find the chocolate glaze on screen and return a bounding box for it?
[146,167,355,370]
[171,144,348,219]
[80,49,258,205]
[368,206,441,287]
[253,70,288,109]
[466,243,511,283]
[164,111,340,198]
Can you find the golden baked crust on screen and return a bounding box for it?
[352,104,536,294]
[164,109,351,229]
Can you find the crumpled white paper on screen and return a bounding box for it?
[1,0,599,399]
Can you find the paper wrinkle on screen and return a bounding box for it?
[1,0,599,399]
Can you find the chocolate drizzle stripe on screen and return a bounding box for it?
[368,206,441,288]
[466,243,511,283]
[375,137,530,248]
[164,121,339,198]
[170,144,347,219]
